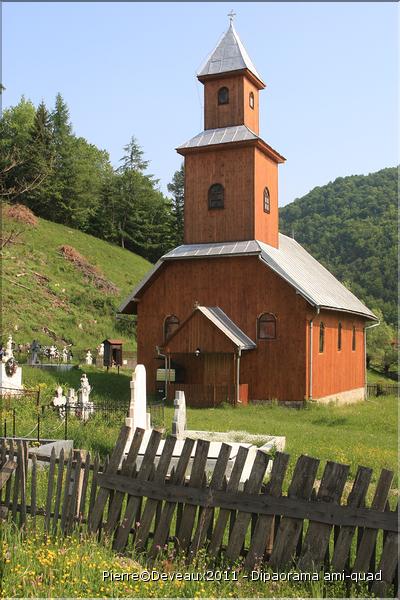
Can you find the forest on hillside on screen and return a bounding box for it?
[279,167,398,326]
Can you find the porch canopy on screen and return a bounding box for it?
[162,306,255,406]
[162,306,256,355]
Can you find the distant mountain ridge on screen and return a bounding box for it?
[279,167,398,325]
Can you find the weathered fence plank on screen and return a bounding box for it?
[104,428,144,536]
[30,453,37,528]
[208,446,249,557]
[352,468,394,573]
[88,452,100,516]
[150,438,195,557]
[190,443,231,556]
[176,439,210,552]
[18,441,27,527]
[113,429,162,552]
[78,451,91,523]
[298,461,349,571]
[52,448,65,534]
[135,435,177,552]
[0,460,16,491]
[225,450,270,560]
[371,503,399,597]
[44,448,56,533]
[60,451,73,534]
[66,452,82,534]
[331,465,372,571]
[88,425,131,533]
[4,440,14,509]
[244,451,289,569]
[11,442,21,522]
[268,455,320,568]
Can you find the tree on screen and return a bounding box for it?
[49,93,77,223]
[22,101,55,213]
[68,137,111,230]
[111,136,175,259]
[366,308,396,373]
[118,135,149,174]
[383,344,397,377]
[167,162,185,245]
[0,96,37,200]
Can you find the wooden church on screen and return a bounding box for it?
[120,20,376,406]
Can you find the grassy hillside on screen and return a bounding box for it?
[1,205,151,354]
[279,167,397,325]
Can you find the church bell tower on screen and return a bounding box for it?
[177,17,285,249]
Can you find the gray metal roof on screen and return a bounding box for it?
[118,260,163,313]
[119,235,376,320]
[177,125,258,150]
[163,240,261,259]
[197,23,264,84]
[197,306,256,350]
[257,236,376,319]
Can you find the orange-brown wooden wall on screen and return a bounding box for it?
[136,255,309,402]
[203,74,260,133]
[253,148,279,248]
[184,146,255,244]
[306,310,365,399]
[184,145,279,247]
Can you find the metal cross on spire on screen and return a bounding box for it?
[228,9,236,24]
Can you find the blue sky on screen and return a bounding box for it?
[3,2,398,205]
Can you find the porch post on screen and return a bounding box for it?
[236,348,242,405]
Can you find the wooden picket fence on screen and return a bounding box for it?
[0,427,398,597]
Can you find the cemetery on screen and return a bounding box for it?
[0,328,398,598]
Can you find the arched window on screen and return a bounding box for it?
[208,183,224,209]
[352,325,356,351]
[218,87,229,105]
[319,322,325,353]
[263,187,270,213]
[337,322,342,351]
[164,315,179,341]
[249,91,254,109]
[257,313,276,340]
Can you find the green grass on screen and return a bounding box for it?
[367,366,397,383]
[2,367,397,599]
[178,397,398,491]
[1,208,150,355]
[9,366,398,494]
[0,522,373,599]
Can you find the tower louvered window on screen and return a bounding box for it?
[218,87,229,105]
[208,184,224,209]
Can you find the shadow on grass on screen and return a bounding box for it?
[311,416,348,427]
[26,365,131,404]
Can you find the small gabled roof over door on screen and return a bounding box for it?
[163,306,256,354]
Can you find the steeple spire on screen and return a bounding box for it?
[197,21,265,88]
